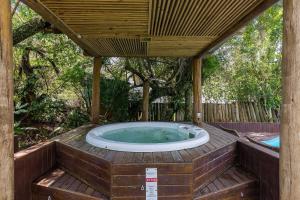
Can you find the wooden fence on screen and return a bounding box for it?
[147,102,279,123]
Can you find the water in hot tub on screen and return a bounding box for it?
[101,127,191,143]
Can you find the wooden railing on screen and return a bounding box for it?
[14,141,56,200]
[237,139,279,200]
[211,122,279,133]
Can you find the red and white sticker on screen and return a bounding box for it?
[146,168,158,200]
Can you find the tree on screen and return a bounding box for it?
[203,3,282,110]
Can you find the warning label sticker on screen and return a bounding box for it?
[146,168,158,200]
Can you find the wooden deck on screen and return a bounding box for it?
[32,167,258,200]
[14,123,280,200]
[195,167,258,199]
[54,123,237,164]
[33,168,108,200]
[51,123,238,199]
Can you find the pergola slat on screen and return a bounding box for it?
[21,0,279,57]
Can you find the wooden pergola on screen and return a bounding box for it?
[1,0,298,199]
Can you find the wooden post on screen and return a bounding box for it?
[192,57,202,126]
[280,1,300,199]
[142,80,150,121]
[91,57,101,124]
[0,0,14,199]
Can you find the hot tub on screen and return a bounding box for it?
[86,122,210,152]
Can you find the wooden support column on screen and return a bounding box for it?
[142,80,150,121]
[280,1,300,199]
[192,57,202,126]
[0,0,14,199]
[91,57,101,124]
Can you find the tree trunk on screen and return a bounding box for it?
[142,80,150,121]
[0,0,14,199]
[91,57,101,124]
[280,0,300,199]
[192,57,202,126]
[184,88,192,121]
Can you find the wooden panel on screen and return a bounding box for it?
[56,142,111,196]
[150,0,263,36]
[148,36,215,57]
[111,185,192,198]
[32,168,108,200]
[193,143,236,170]
[193,151,236,191]
[111,163,193,199]
[212,122,280,133]
[40,0,149,36]
[111,196,191,200]
[112,174,192,186]
[195,167,259,200]
[237,139,279,200]
[85,38,147,57]
[14,141,56,200]
[112,163,192,175]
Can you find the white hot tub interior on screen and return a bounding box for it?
[86,122,210,152]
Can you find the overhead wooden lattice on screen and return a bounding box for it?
[23,0,275,57]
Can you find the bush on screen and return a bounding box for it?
[100,78,130,122]
[30,95,66,123]
[63,108,89,128]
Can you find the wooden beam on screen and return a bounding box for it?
[20,0,98,57]
[142,80,150,121]
[192,57,202,126]
[91,57,102,124]
[197,0,279,57]
[280,0,300,199]
[0,0,14,199]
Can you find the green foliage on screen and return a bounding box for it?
[203,4,282,109]
[63,108,89,128]
[14,121,25,135]
[14,103,29,135]
[61,63,130,122]
[30,96,66,123]
[100,79,130,122]
[202,55,221,82]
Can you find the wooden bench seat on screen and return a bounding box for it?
[194,167,259,200]
[32,168,108,200]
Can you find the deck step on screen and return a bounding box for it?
[194,167,259,200]
[32,168,108,200]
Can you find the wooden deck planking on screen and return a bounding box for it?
[32,168,108,200]
[194,167,259,200]
[56,123,237,164]
[14,142,56,200]
[52,123,239,199]
[237,140,279,200]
